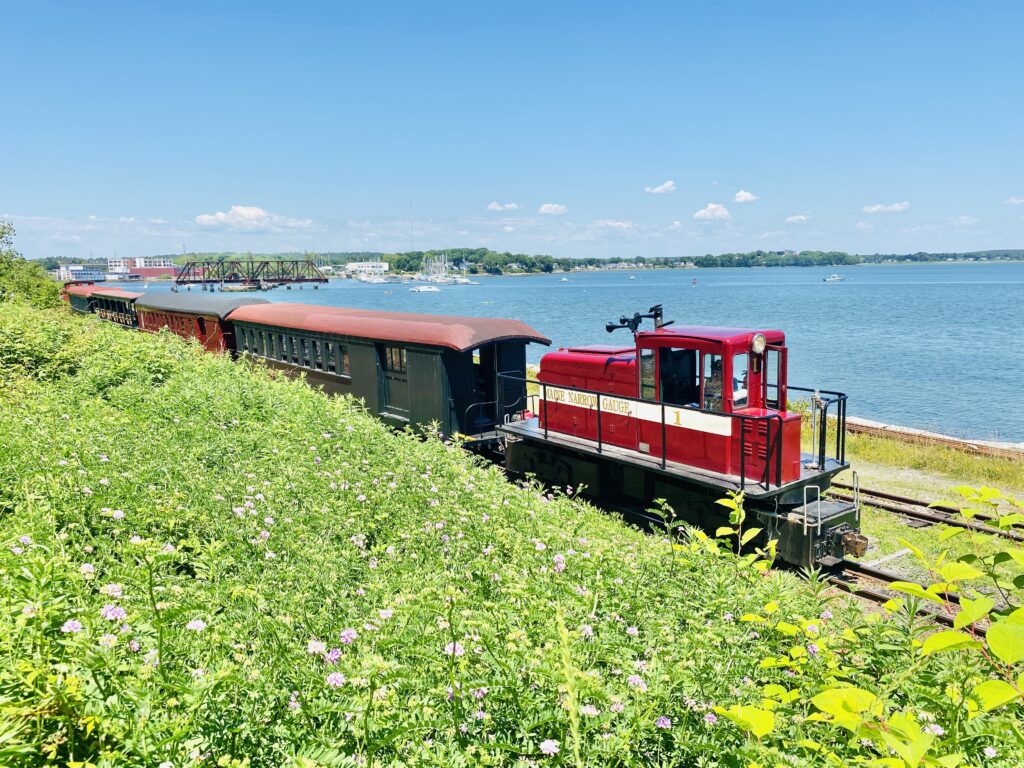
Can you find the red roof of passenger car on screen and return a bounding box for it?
[226,303,551,352]
[92,289,143,300]
[64,284,130,297]
[640,326,785,345]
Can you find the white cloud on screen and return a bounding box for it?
[593,219,634,230]
[644,180,676,195]
[855,221,873,230]
[195,205,314,232]
[147,217,168,225]
[952,215,978,226]
[538,203,568,215]
[486,201,520,211]
[693,203,731,221]
[785,214,809,224]
[758,230,786,239]
[118,216,136,223]
[734,190,759,203]
[863,201,910,214]
[668,220,683,231]
[1006,196,1024,206]
[502,225,515,233]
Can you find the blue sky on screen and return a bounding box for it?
[3,2,1023,260]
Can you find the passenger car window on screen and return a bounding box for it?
[383,347,407,373]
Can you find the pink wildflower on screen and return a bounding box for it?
[539,739,559,756]
[326,672,346,688]
[100,583,123,598]
[444,641,465,657]
[100,604,127,622]
[307,639,327,655]
[61,619,83,633]
[339,628,357,644]
[655,716,672,729]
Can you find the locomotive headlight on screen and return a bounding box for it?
[750,333,767,355]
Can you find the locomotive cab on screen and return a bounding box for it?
[633,327,803,485]
[498,305,864,569]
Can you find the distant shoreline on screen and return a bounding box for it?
[83,258,1024,287]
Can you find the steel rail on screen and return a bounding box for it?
[829,490,1024,543]
[826,559,985,633]
[832,482,961,514]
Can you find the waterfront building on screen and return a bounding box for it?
[344,261,390,275]
[107,255,176,274]
[56,264,106,282]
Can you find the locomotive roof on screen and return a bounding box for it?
[135,292,270,319]
[225,303,551,352]
[92,289,143,301]
[640,326,785,345]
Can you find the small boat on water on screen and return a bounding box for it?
[823,274,847,283]
[410,285,441,293]
[692,277,697,287]
[559,277,569,282]
[628,275,637,280]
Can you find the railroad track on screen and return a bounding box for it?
[826,559,985,634]
[830,483,1024,543]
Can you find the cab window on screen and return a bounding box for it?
[639,348,656,400]
[658,348,699,406]
[702,353,724,411]
[732,353,749,409]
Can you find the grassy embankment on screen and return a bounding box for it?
[0,304,1021,766]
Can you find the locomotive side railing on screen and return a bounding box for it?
[497,373,790,491]
[788,386,848,469]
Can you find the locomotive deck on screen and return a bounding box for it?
[499,415,846,501]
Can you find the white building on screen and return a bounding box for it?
[107,255,175,274]
[57,265,106,282]
[344,261,389,275]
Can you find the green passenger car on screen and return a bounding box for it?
[225,303,549,441]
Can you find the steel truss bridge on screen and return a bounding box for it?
[175,260,328,287]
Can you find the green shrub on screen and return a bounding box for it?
[0,221,62,310]
[0,304,1020,767]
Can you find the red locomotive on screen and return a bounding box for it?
[499,306,865,567]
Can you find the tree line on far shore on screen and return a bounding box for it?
[25,237,1024,277]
